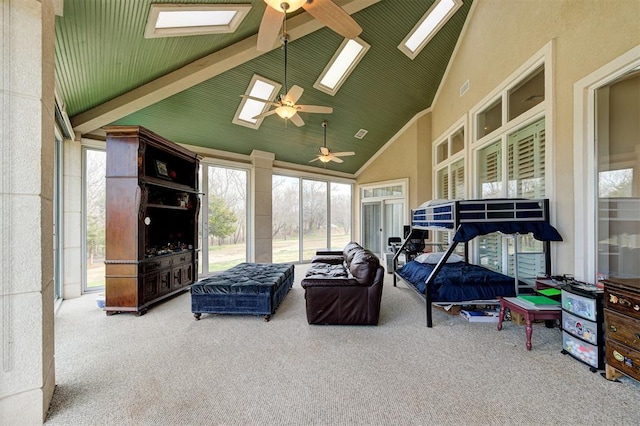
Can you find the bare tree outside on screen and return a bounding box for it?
[85,149,106,289]
[330,182,352,250]
[207,166,248,271]
[272,175,300,263]
[302,179,327,260]
[271,175,353,262]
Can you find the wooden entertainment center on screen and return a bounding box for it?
[104,126,201,315]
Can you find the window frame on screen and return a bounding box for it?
[81,145,107,294]
[199,159,251,276]
[467,42,554,274]
[272,170,355,263]
[573,46,640,282]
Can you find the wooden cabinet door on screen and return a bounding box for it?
[142,274,160,304]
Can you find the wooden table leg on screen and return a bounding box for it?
[525,313,533,351]
[497,300,505,331]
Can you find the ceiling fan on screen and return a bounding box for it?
[243,26,333,126]
[257,0,363,52]
[309,120,355,164]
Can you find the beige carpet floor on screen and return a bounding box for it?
[45,264,640,425]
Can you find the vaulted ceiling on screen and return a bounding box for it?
[55,0,473,174]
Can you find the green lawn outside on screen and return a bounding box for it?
[87,234,354,286]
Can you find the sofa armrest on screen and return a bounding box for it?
[301,278,362,288]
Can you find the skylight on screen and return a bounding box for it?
[145,4,251,38]
[233,75,282,129]
[314,38,370,96]
[398,0,461,59]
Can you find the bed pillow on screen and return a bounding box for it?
[414,252,464,264]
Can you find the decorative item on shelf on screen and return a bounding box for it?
[154,159,171,180]
[176,192,188,207]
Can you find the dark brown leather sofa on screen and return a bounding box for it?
[301,242,384,325]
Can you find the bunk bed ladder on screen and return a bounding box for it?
[423,226,463,328]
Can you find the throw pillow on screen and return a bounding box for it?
[414,252,464,264]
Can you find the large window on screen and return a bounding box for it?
[302,180,328,260]
[475,118,546,279]
[471,52,550,283]
[596,70,640,279]
[573,48,639,282]
[272,175,300,263]
[273,174,353,262]
[202,164,248,272]
[330,183,353,250]
[84,148,106,291]
[434,123,466,249]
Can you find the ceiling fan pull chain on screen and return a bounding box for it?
[323,120,327,148]
[282,6,289,97]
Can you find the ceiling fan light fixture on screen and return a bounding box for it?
[275,105,297,119]
[264,0,306,13]
[319,155,332,163]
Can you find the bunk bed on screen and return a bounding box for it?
[393,198,563,327]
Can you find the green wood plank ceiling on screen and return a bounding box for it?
[54,0,473,174]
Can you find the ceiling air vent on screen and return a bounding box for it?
[354,129,368,139]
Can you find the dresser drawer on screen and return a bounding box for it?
[562,290,597,321]
[173,251,193,265]
[604,308,640,351]
[605,286,640,320]
[142,256,173,273]
[563,311,599,345]
[605,339,640,381]
[563,331,601,368]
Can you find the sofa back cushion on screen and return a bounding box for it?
[343,242,363,266]
[349,249,380,285]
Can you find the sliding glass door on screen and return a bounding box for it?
[362,202,381,255]
[360,180,407,258]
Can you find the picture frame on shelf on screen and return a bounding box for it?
[154,159,171,179]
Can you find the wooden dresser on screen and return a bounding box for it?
[603,278,640,382]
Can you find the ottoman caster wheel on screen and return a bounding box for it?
[194,313,201,320]
[263,315,271,322]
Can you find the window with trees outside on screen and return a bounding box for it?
[272,175,352,263]
[204,165,248,272]
[84,148,106,291]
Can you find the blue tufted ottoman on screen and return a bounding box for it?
[191,262,295,321]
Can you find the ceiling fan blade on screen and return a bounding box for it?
[303,0,363,39]
[240,94,279,106]
[332,151,355,157]
[320,146,330,156]
[257,6,284,51]
[284,85,304,104]
[289,113,305,127]
[296,105,333,114]
[252,109,277,119]
[309,157,320,163]
[331,156,344,163]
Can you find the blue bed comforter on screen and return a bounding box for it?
[396,261,517,302]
